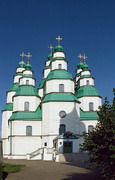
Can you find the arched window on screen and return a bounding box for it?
[58,64,62,69]
[89,102,94,111]
[59,124,66,135]
[26,126,32,136]
[88,125,94,132]
[24,102,29,111]
[59,84,64,92]
[26,80,29,85]
[86,80,90,85]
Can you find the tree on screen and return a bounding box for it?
[81,89,115,180]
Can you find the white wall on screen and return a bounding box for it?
[46,79,74,94]
[11,136,41,155]
[46,60,51,66]
[42,136,56,148]
[81,71,90,76]
[16,67,25,73]
[53,52,65,58]
[79,96,102,111]
[2,111,12,138]
[42,102,80,141]
[12,121,41,136]
[51,60,67,71]
[80,120,98,134]
[23,70,32,75]
[13,96,40,111]
[20,77,35,86]
[44,68,51,78]
[2,139,9,156]
[14,75,22,83]
[7,92,16,103]
[80,78,94,86]
[38,89,43,98]
[2,111,12,156]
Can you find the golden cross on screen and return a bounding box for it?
[26,52,32,61]
[56,35,62,45]
[83,54,88,63]
[78,54,83,60]
[48,44,54,53]
[20,52,25,61]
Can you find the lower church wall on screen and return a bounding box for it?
[10,136,41,156]
[80,120,98,134]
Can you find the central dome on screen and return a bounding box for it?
[47,69,72,80]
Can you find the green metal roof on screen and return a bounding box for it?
[47,70,72,80]
[15,72,23,75]
[80,75,92,79]
[47,53,53,60]
[80,108,99,120]
[77,62,84,69]
[55,133,78,140]
[76,86,100,98]
[25,63,32,70]
[19,61,25,68]
[2,103,13,111]
[55,45,63,52]
[23,75,33,78]
[82,63,89,70]
[9,106,42,121]
[38,79,46,89]
[52,57,66,60]
[8,83,19,92]
[42,93,80,103]
[14,85,39,96]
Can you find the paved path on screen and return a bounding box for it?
[3,159,101,180]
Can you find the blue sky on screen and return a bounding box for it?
[0,0,115,131]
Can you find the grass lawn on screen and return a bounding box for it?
[2,163,25,173]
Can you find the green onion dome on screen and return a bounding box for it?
[19,61,25,68]
[55,45,63,52]
[14,85,38,96]
[8,83,19,92]
[76,86,100,98]
[82,63,89,70]
[47,53,52,60]
[47,69,72,80]
[77,62,84,69]
[25,62,32,70]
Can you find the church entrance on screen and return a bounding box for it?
[63,141,73,153]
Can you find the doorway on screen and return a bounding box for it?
[63,141,73,153]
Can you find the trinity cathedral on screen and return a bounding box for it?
[1,36,102,161]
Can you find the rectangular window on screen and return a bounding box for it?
[59,84,64,92]
[58,64,62,69]
[24,102,29,111]
[26,80,29,85]
[44,142,47,146]
[26,126,32,136]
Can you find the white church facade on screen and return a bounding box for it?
[1,36,102,161]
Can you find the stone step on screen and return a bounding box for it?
[59,152,89,164]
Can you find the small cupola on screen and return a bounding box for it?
[25,53,32,70]
[54,36,63,52]
[82,54,89,71]
[18,52,26,68]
